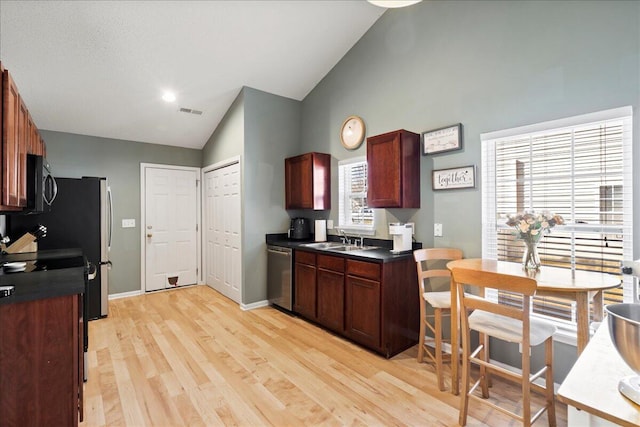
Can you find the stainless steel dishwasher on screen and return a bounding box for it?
[267,245,293,311]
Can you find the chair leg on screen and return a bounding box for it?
[434,308,445,391]
[480,332,490,398]
[522,343,532,427]
[417,316,426,363]
[459,326,470,426]
[545,337,557,427]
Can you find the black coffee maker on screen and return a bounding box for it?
[288,217,310,240]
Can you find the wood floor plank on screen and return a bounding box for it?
[80,285,567,426]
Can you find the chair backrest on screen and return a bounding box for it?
[414,248,463,294]
[450,267,537,346]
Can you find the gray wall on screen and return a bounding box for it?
[243,88,301,303]
[299,0,640,380]
[201,87,301,304]
[201,90,245,164]
[301,0,640,257]
[40,130,201,295]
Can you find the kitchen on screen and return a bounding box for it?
[0,1,639,426]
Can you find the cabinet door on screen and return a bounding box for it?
[285,154,313,209]
[367,132,402,208]
[28,114,38,154]
[294,262,317,320]
[367,130,420,208]
[17,97,28,206]
[0,295,80,426]
[2,69,20,207]
[317,268,345,333]
[346,275,381,349]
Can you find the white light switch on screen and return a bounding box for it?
[434,223,443,237]
[122,219,136,228]
[327,220,334,230]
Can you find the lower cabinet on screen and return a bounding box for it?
[317,254,345,333]
[293,249,418,358]
[294,251,317,320]
[346,274,380,349]
[0,293,83,427]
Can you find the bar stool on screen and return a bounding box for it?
[451,266,557,427]
[413,248,463,391]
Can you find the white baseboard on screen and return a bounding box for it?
[241,300,269,311]
[109,290,143,300]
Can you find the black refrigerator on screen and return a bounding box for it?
[8,176,112,320]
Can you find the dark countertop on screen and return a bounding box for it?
[266,233,421,263]
[0,249,86,306]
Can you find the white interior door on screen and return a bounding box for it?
[205,162,241,303]
[145,167,198,292]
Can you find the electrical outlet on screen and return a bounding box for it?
[327,220,334,230]
[122,219,136,228]
[434,223,443,237]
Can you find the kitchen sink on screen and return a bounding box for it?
[299,242,345,249]
[330,245,379,252]
[300,242,379,252]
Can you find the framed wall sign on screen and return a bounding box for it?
[432,165,476,190]
[422,123,462,155]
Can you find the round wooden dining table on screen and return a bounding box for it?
[446,258,622,396]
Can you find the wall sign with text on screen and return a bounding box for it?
[422,123,462,155]
[432,165,476,190]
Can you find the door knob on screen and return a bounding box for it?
[147,233,153,238]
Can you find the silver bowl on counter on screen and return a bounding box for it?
[606,303,640,405]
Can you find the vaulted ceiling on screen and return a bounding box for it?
[0,1,385,149]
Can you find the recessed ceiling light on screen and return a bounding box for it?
[367,0,422,8]
[162,91,176,103]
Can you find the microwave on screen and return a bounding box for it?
[25,154,57,213]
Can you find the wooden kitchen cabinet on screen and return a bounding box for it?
[285,152,331,210]
[316,254,345,333]
[345,263,381,349]
[1,64,23,209]
[367,129,420,208]
[345,255,420,357]
[294,250,317,320]
[17,97,28,206]
[293,248,419,358]
[0,294,84,427]
[0,63,46,211]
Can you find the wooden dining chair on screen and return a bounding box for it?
[450,267,557,427]
[413,248,463,391]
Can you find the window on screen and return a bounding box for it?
[338,157,374,233]
[481,107,633,339]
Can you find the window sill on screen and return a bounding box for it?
[337,225,376,236]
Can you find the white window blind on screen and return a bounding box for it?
[481,107,633,335]
[338,157,374,233]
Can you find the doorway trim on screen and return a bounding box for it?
[140,163,202,292]
[201,155,243,304]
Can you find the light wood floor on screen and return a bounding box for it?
[80,285,567,426]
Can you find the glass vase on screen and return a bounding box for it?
[522,240,541,270]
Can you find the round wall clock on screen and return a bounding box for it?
[340,115,366,150]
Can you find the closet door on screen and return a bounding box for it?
[204,162,241,303]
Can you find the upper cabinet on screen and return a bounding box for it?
[285,152,331,210]
[367,129,420,208]
[0,63,46,211]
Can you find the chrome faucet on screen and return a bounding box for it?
[339,229,351,245]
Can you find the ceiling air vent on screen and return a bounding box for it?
[178,107,203,115]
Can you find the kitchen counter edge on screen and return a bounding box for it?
[0,249,86,305]
[266,233,421,262]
